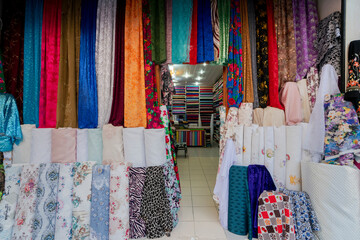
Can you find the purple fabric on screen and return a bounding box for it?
[292,0,318,81]
[247,164,276,239]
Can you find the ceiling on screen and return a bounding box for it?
[170,63,223,87]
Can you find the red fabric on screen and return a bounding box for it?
[266,0,284,110]
[189,0,198,65]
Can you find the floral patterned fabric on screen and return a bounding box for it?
[161,65,176,106]
[306,67,320,111]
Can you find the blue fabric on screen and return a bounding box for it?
[197,0,214,63]
[247,165,276,239]
[23,0,43,126]
[172,0,193,63]
[90,164,110,240]
[78,0,98,128]
[0,93,22,151]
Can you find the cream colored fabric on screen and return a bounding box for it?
[253,108,264,126]
[102,124,125,165]
[263,107,285,127]
[297,79,311,123]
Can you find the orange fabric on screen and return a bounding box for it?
[124,0,147,128]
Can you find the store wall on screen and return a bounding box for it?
[316,0,341,20]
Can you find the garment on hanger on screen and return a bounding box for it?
[280,82,303,126]
[218,0,230,64]
[210,0,220,61]
[51,128,77,163]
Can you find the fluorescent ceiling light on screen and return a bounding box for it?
[203,62,207,66]
[195,82,199,85]
[199,69,205,74]
[184,72,190,78]
[196,76,202,81]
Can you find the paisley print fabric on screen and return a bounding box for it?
[32,163,60,240]
[90,165,110,240]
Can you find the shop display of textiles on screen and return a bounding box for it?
[199,87,213,126]
[173,86,186,114]
[186,85,200,124]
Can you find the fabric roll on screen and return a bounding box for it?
[228,165,252,237]
[57,0,81,128]
[149,0,166,64]
[274,0,296,87]
[238,103,253,126]
[286,126,302,191]
[95,0,117,128]
[87,129,103,164]
[161,65,176,106]
[273,126,286,188]
[164,0,172,64]
[23,0,43,126]
[129,167,147,239]
[1,0,25,124]
[0,165,22,239]
[264,126,274,177]
[55,163,74,240]
[210,0,220,61]
[32,163,60,240]
[297,79,311,122]
[263,106,286,127]
[39,0,62,128]
[102,124,125,165]
[197,0,214,63]
[234,125,244,164]
[144,128,167,166]
[253,108,264,126]
[293,0,318,80]
[247,165,276,239]
[123,127,146,167]
[141,166,173,238]
[90,164,110,240]
[77,129,88,162]
[12,164,40,239]
[72,162,95,239]
[124,0,147,128]
[189,0,198,65]
[243,126,252,166]
[30,128,52,164]
[306,67,320,111]
[51,128,77,163]
[78,0,98,129]
[218,0,230,64]
[251,125,260,164]
[109,163,130,240]
[109,0,126,127]
[247,0,258,108]
[172,0,193,63]
[13,124,35,164]
[280,82,303,126]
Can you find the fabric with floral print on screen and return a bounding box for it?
[219,106,227,155]
[238,103,253,126]
[72,162,95,240]
[306,67,320,111]
[32,163,60,240]
[161,65,176,106]
[0,165,22,239]
[12,164,40,239]
[280,188,320,240]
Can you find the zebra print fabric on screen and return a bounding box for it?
[211,0,220,61]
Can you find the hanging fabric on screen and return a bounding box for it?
[77,129,88,162]
[51,128,77,163]
[255,0,269,108]
[78,0,98,129]
[0,54,6,93]
[306,67,320,111]
[293,0,318,80]
[210,0,220,61]
[39,0,62,128]
[164,0,172,64]
[218,0,230,65]
[172,0,193,63]
[13,124,35,164]
[57,0,81,128]
[273,125,286,188]
[345,40,360,118]
[161,65,176,106]
[286,125,302,191]
[197,0,214,63]
[30,128,52,164]
[102,124,125,164]
[149,0,166,64]
[109,0,126,127]
[280,82,303,125]
[189,0,198,65]
[123,127,147,167]
[274,0,296,87]
[1,0,25,124]
[247,0,258,108]
[143,0,163,128]
[23,0,43,126]
[87,129,103,164]
[124,0,147,128]
[227,0,243,108]
[144,129,167,166]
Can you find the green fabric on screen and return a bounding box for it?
[150,0,167,64]
[217,0,230,65]
[0,53,6,93]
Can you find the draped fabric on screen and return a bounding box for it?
[255,0,269,108]
[286,125,302,191]
[39,0,62,128]
[78,0,98,129]
[161,65,176,106]
[240,0,253,103]
[109,0,126,127]
[123,127,146,167]
[13,124,35,164]
[77,129,88,162]
[0,54,6,93]
[1,0,25,124]
[144,129,167,166]
[30,128,52,164]
[218,0,230,65]
[88,129,103,164]
[143,0,163,129]
[23,0,43,125]
[227,0,243,107]
[189,0,198,65]
[95,0,117,128]
[57,0,81,128]
[51,128,77,163]
[102,124,125,164]
[150,0,166,64]
[274,0,296,87]
[172,0,193,63]
[124,0,147,128]
[210,0,220,61]
[197,0,214,63]
[164,0,172,64]
[293,0,318,80]
[247,0,258,108]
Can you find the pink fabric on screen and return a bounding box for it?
[280,82,302,126]
[39,0,62,128]
[51,128,77,163]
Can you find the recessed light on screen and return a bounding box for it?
[169,65,174,71]
[196,76,202,81]
[195,82,199,85]
[203,62,207,66]
[199,69,205,74]
[184,72,190,78]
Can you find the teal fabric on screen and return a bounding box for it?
[228,165,252,239]
[87,129,103,164]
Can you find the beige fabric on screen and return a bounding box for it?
[253,108,264,126]
[297,79,311,123]
[102,124,125,165]
[263,107,285,127]
[51,128,77,163]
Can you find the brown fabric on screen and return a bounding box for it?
[240,0,254,103]
[56,0,82,128]
[273,0,296,88]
